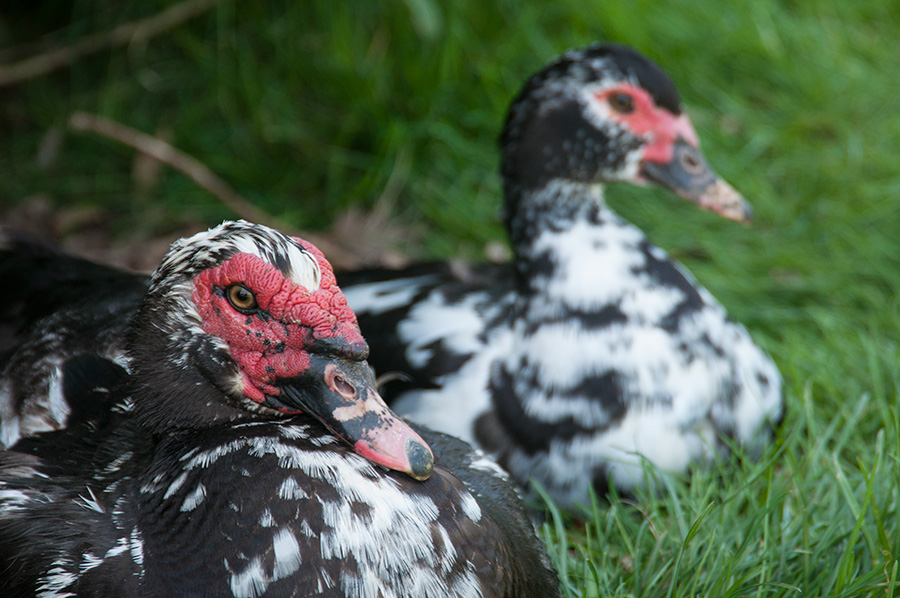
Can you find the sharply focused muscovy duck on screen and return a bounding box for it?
[338,44,783,508]
[0,222,559,597]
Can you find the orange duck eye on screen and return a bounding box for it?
[608,92,635,114]
[227,284,257,313]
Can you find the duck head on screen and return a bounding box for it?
[500,43,751,226]
[129,221,434,480]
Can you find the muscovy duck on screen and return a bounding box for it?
[0,233,148,446]
[0,221,559,597]
[338,44,783,508]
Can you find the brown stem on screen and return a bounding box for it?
[68,111,286,230]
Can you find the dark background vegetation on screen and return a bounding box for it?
[2,1,899,595]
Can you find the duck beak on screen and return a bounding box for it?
[640,138,752,223]
[279,356,434,481]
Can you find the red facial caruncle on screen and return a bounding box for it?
[593,83,699,164]
[191,245,366,408]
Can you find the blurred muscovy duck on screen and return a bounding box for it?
[338,44,783,508]
[0,222,559,597]
[0,233,148,446]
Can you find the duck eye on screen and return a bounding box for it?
[227,284,257,313]
[608,92,635,114]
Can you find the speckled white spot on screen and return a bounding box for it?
[272,528,302,579]
[180,483,207,512]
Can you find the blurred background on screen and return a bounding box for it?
[4,0,900,371]
[2,2,900,594]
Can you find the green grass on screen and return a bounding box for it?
[2,1,900,596]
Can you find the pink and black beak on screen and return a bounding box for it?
[640,138,752,224]
[279,354,434,481]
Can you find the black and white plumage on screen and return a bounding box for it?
[0,235,146,447]
[0,222,559,597]
[339,44,783,508]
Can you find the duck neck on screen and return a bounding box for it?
[505,179,612,288]
[126,296,261,436]
[504,178,661,325]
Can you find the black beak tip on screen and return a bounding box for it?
[405,438,434,480]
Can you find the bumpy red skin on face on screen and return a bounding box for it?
[594,84,699,163]
[191,248,366,407]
